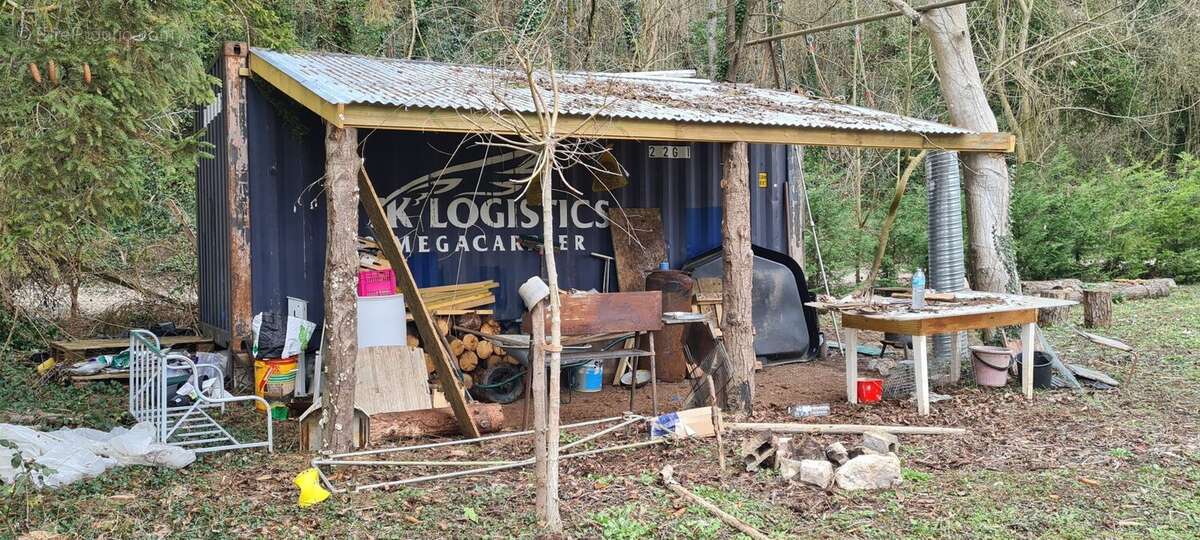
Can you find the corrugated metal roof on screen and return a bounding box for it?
[251,48,969,135]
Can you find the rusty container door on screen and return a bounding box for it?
[644,270,695,382]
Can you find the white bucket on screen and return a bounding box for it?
[519,276,550,308]
[356,294,406,348]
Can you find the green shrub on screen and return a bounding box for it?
[1012,151,1200,283]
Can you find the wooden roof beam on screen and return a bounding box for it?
[339,105,1014,152]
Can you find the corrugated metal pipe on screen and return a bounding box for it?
[926,151,968,378]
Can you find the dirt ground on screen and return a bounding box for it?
[3,287,1200,539]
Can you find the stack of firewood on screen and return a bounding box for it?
[408,313,520,389]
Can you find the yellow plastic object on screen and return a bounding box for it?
[36,358,56,375]
[294,468,331,508]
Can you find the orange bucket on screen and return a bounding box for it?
[254,357,298,411]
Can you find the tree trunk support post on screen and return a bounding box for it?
[320,123,360,454]
[720,141,755,414]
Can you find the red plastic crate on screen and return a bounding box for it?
[357,269,396,297]
[856,378,884,403]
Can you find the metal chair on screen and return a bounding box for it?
[128,329,272,453]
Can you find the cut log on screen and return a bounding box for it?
[424,353,436,375]
[459,351,479,372]
[436,318,451,336]
[461,372,474,389]
[1109,278,1175,300]
[449,339,465,357]
[462,334,479,352]
[494,345,506,357]
[1022,279,1084,301]
[1083,290,1113,328]
[370,403,503,441]
[476,340,494,360]
[458,313,482,331]
[406,335,421,348]
[1037,290,1071,327]
[504,354,520,365]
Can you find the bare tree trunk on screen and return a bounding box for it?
[786,145,806,272]
[539,140,563,532]
[706,0,720,77]
[530,301,548,520]
[721,142,755,413]
[887,2,1019,293]
[320,124,360,454]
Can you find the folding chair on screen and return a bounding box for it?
[128,329,272,453]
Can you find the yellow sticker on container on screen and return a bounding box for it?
[757,172,768,188]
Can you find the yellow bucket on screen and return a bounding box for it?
[254,357,298,412]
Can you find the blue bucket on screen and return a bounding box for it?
[576,361,604,392]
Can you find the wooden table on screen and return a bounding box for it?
[816,292,1076,415]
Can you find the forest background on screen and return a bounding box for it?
[2,0,1198,343]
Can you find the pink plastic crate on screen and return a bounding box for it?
[358,269,396,297]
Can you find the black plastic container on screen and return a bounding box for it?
[1015,351,1053,389]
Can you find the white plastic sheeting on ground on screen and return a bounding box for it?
[0,422,195,489]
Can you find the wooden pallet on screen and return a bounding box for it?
[51,335,214,363]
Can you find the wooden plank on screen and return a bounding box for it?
[405,309,494,320]
[336,104,1016,152]
[522,291,663,336]
[425,292,494,310]
[418,281,498,294]
[354,346,432,415]
[726,423,967,435]
[70,372,130,386]
[359,167,480,439]
[608,208,666,293]
[52,335,213,351]
[840,308,1038,335]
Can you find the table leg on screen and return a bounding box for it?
[844,328,858,404]
[629,346,637,413]
[914,335,930,416]
[950,331,962,384]
[648,332,658,416]
[1021,322,1036,399]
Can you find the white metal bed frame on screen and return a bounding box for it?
[128,329,273,453]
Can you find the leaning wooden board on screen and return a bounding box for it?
[359,167,481,439]
[354,346,432,415]
[522,291,663,336]
[52,335,214,363]
[609,208,666,293]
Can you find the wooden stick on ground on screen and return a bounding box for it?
[728,423,966,435]
[660,465,769,540]
[705,375,725,471]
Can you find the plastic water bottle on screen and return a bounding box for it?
[912,268,926,309]
[788,404,830,418]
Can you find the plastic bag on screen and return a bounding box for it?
[252,312,287,359]
[0,422,195,489]
[253,312,314,359]
[282,316,316,358]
